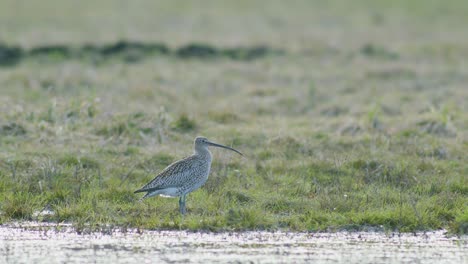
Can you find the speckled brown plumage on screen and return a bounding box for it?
[136,154,211,198]
[134,136,243,214]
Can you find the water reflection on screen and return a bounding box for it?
[1,222,466,263]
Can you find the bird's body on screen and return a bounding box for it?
[134,136,243,214]
[136,152,212,199]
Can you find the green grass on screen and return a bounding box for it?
[0,0,467,234]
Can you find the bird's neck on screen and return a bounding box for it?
[195,147,212,159]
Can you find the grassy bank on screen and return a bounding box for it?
[0,0,467,234]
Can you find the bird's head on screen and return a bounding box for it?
[194,136,243,156]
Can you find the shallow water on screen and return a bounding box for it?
[1,223,466,264]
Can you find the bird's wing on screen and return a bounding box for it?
[134,185,177,194]
[134,155,200,193]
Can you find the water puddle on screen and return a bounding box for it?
[1,222,466,263]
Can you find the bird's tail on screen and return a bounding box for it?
[137,192,151,202]
[134,188,145,194]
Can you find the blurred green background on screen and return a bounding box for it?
[0,0,466,233]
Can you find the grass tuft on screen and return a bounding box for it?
[171,114,196,132]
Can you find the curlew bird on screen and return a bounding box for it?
[134,136,243,214]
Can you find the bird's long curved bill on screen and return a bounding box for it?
[207,141,244,156]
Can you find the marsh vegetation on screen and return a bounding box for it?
[0,0,467,234]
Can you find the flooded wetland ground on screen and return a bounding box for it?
[1,223,466,264]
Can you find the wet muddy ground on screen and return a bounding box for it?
[1,223,466,263]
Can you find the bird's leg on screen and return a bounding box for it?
[179,196,185,215]
[178,195,187,215]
